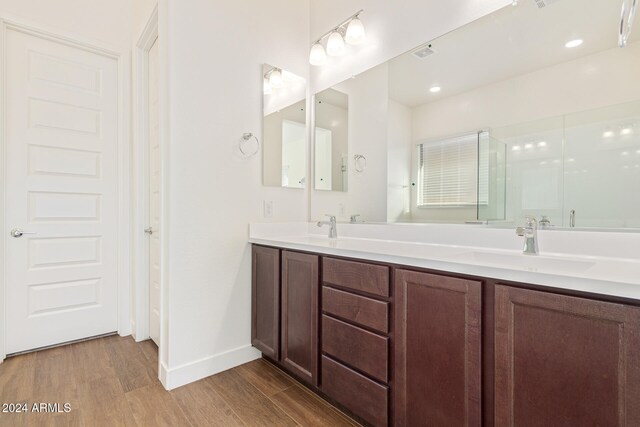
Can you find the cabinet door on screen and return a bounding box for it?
[281,251,319,385]
[394,269,482,427]
[495,285,640,426]
[251,245,280,359]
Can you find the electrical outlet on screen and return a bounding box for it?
[263,200,273,218]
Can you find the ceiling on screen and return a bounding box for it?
[388,0,640,107]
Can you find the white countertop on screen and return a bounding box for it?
[249,223,640,301]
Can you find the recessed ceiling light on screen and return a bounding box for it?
[621,127,633,135]
[565,39,583,48]
[537,141,547,147]
[567,158,575,162]
[622,151,629,156]
[512,145,521,151]
[524,143,533,149]
[429,86,441,93]
[603,130,614,138]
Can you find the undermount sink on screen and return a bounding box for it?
[453,251,596,274]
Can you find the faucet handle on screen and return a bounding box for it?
[325,214,336,222]
[350,214,361,223]
[524,216,538,227]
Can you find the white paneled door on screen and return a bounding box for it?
[5,28,119,354]
[148,37,161,346]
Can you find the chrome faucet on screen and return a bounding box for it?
[516,216,539,255]
[317,215,337,238]
[350,214,361,223]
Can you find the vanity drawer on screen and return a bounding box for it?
[322,286,389,334]
[322,315,389,383]
[322,355,388,427]
[322,257,390,297]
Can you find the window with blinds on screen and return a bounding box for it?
[417,132,489,208]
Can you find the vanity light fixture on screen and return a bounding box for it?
[263,77,272,95]
[565,39,583,48]
[309,42,327,66]
[309,10,366,66]
[603,130,615,138]
[345,16,366,45]
[621,127,633,135]
[327,30,346,56]
[269,68,283,88]
[524,143,534,149]
[537,141,547,147]
[512,145,521,151]
[429,86,441,93]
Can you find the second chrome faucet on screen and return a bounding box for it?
[317,215,337,238]
[516,216,539,255]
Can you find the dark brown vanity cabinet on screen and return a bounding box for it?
[281,250,319,386]
[321,257,391,427]
[494,285,640,426]
[251,244,640,426]
[251,246,319,387]
[251,245,280,359]
[394,269,482,427]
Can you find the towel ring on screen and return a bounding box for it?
[239,132,260,157]
[354,154,367,173]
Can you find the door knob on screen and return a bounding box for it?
[10,228,36,238]
[144,227,153,235]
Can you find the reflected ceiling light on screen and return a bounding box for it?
[565,39,583,48]
[309,9,365,66]
[603,130,615,138]
[524,143,533,149]
[537,141,547,147]
[512,145,521,151]
[567,158,575,162]
[345,16,366,45]
[636,149,640,154]
[326,30,346,56]
[268,68,283,88]
[622,151,630,156]
[621,127,633,135]
[429,86,441,93]
[309,41,327,66]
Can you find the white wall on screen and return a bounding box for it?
[309,0,511,93]
[387,99,412,222]
[311,63,389,222]
[163,0,310,387]
[412,43,640,141]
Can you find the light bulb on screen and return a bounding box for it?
[263,77,272,95]
[345,17,366,45]
[309,42,327,66]
[269,68,283,88]
[326,31,345,56]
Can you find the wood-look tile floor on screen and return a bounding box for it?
[0,335,360,427]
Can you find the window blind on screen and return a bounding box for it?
[417,132,489,207]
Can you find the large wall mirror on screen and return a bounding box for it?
[263,64,307,188]
[311,0,640,229]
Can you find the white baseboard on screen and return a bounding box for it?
[159,344,261,390]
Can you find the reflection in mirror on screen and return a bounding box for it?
[315,89,349,191]
[390,0,640,228]
[262,64,306,188]
[308,0,640,228]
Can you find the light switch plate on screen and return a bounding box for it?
[263,200,273,218]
